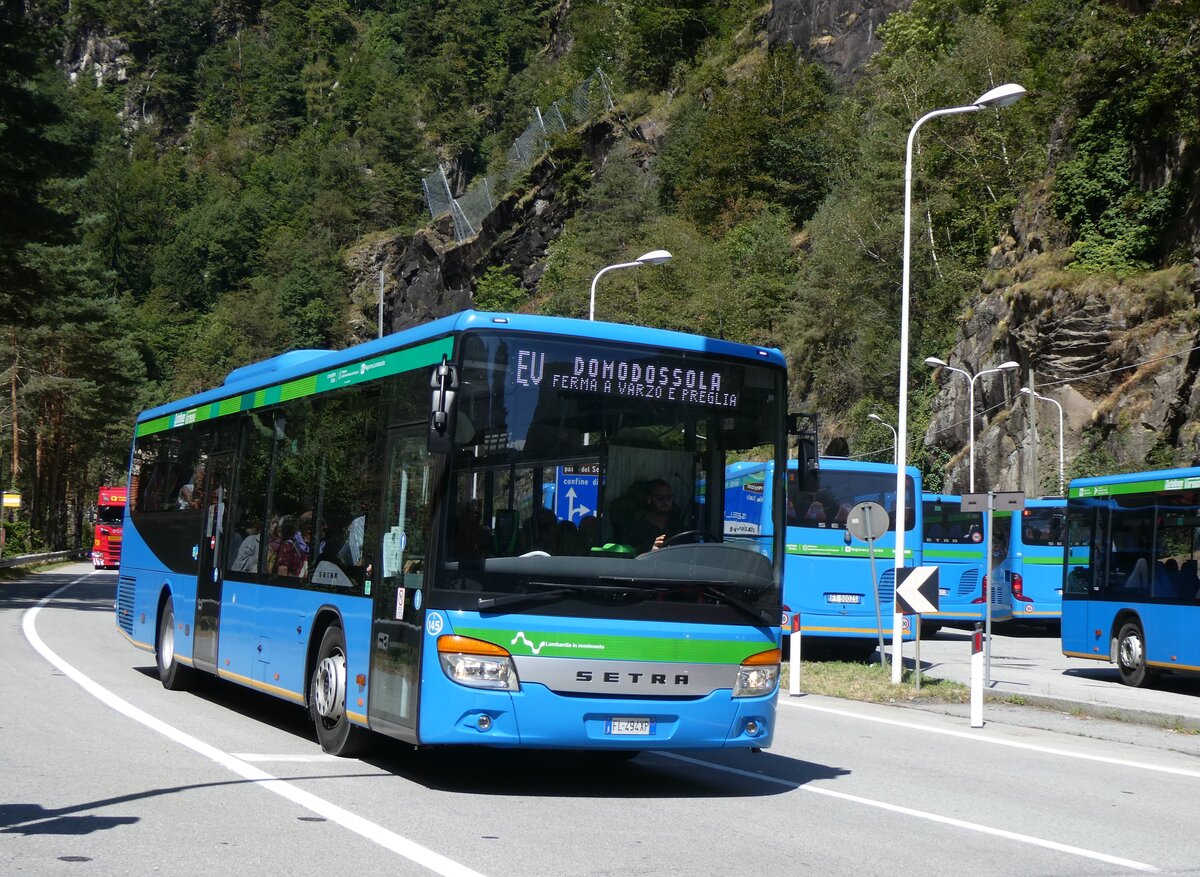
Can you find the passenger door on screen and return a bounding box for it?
[193,453,234,674]
[368,429,437,740]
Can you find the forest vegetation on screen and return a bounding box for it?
[2,0,1198,550]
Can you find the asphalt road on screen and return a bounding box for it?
[4,564,1199,876]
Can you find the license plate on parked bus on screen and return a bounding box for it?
[826,593,861,604]
[605,718,654,736]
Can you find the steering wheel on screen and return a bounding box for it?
[661,530,722,547]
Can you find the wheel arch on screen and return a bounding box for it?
[1109,608,1144,660]
[305,605,346,707]
[154,583,175,653]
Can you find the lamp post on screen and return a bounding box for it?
[588,249,673,321]
[925,357,1020,493]
[868,413,897,465]
[1020,387,1065,496]
[892,82,1026,683]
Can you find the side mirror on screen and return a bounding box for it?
[788,411,820,492]
[429,357,459,453]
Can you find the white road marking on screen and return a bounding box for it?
[23,577,488,877]
[660,753,1158,873]
[781,697,1200,780]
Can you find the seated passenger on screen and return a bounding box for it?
[519,506,560,555]
[625,479,683,553]
[268,517,305,577]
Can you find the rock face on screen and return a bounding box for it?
[766,0,912,81]
[344,117,620,340]
[923,187,1200,494]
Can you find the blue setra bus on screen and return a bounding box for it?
[919,494,1012,633]
[721,458,918,659]
[116,312,786,754]
[1062,467,1200,686]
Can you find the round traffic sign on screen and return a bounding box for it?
[845,501,890,542]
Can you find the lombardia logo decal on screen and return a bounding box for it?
[510,631,607,656]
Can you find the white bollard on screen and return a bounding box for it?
[970,623,984,728]
[789,614,802,697]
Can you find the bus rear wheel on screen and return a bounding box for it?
[1115,621,1152,688]
[310,625,369,757]
[156,595,193,691]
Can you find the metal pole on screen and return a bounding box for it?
[968,373,978,494]
[377,270,384,339]
[893,103,982,684]
[588,261,639,321]
[866,520,886,664]
[985,494,994,686]
[1027,370,1038,495]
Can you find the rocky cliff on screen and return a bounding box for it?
[344,117,623,341]
[925,185,1200,493]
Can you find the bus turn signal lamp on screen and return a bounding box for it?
[437,635,519,691]
[1010,572,1029,601]
[734,648,781,697]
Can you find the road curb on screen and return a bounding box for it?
[980,690,1200,733]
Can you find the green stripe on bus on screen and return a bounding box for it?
[1071,474,1200,498]
[1024,556,1065,565]
[138,415,173,437]
[454,628,765,663]
[924,548,984,560]
[785,543,912,560]
[136,337,453,437]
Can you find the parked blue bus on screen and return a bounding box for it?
[919,494,1012,633]
[116,311,786,754]
[721,458,918,659]
[1062,468,1200,686]
[994,497,1068,625]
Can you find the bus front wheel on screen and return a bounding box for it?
[310,625,369,757]
[156,595,193,691]
[1115,621,1152,688]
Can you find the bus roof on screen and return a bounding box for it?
[1068,466,1200,498]
[136,311,786,425]
[800,458,922,478]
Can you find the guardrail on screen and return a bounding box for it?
[0,550,84,569]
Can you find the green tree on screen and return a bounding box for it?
[669,49,832,230]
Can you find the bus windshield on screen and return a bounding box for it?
[786,468,915,532]
[97,505,125,525]
[1018,506,1070,546]
[923,502,983,544]
[437,332,784,616]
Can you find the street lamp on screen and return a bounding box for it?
[892,82,1026,682]
[868,413,897,465]
[588,249,673,321]
[925,357,1020,493]
[1020,387,1066,496]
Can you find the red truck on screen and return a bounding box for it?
[91,486,127,569]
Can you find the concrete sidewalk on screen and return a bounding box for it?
[909,624,1200,732]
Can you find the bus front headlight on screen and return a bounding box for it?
[437,635,519,691]
[734,648,781,697]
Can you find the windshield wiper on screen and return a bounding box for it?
[698,586,777,627]
[477,581,652,611]
[601,576,777,627]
